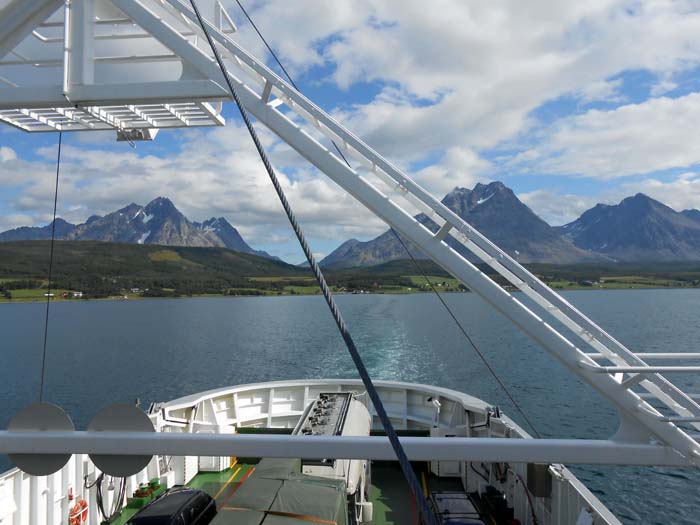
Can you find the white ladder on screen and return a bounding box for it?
[6,0,700,466]
[150,0,700,464]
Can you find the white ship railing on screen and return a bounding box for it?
[0,380,621,525]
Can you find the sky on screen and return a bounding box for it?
[2,0,700,263]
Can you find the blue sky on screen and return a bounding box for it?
[2,0,700,263]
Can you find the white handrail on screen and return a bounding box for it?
[0,431,690,466]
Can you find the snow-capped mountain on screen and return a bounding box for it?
[321,181,601,268]
[0,197,275,259]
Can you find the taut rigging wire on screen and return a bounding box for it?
[39,131,63,402]
[388,229,542,438]
[232,0,542,439]
[187,2,438,524]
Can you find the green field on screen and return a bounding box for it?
[407,275,462,290]
[0,288,68,303]
[0,241,699,303]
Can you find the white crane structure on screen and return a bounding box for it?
[1,0,700,476]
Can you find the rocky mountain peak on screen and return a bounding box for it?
[559,193,700,261]
[473,180,508,193]
[0,198,275,258]
[201,217,226,230]
[620,193,660,210]
[144,197,179,217]
[321,180,600,268]
[197,216,277,260]
[682,209,700,222]
[445,186,471,198]
[114,203,143,218]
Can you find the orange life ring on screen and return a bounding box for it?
[69,498,88,525]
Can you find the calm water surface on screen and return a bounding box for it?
[3,290,700,524]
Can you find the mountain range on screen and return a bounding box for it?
[0,197,276,259]
[3,185,700,266]
[320,182,700,268]
[557,193,700,262]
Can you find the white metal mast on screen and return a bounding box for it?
[1,0,699,474]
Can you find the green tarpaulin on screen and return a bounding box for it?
[268,479,346,525]
[253,458,301,480]
[210,508,265,525]
[226,478,284,511]
[210,458,348,525]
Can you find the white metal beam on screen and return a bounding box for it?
[0,431,690,467]
[0,85,67,109]
[587,353,700,360]
[65,80,228,106]
[164,0,700,437]
[195,101,225,125]
[208,65,700,464]
[150,0,700,459]
[110,0,220,81]
[0,0,63,59]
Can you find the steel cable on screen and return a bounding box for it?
[233,0,541,439]
[388,229,542,438]
[39,131,63,402]
[187,2,438,523]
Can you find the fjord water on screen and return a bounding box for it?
[3,290,700,524]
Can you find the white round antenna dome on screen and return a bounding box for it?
[87,404,155,477]
[8,403,74,476]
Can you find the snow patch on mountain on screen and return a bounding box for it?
[476,193,494,205]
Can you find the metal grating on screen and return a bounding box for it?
[0,101,224,132]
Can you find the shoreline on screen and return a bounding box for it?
[2,284,700,305]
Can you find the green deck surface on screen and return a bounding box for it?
[369,463,418,525]
[369,463,465,525]
[109,507,139,525]
[108,462,257,525]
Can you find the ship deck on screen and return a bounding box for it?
[111,460,463,525]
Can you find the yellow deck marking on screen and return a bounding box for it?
[214,466,242,500]
[421,470,428,497]
[223,507,336,524]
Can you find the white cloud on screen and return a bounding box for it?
[520,172,700,226]
[514,93,700,179]
[620,172,700,212]
[0,213,35,232]
[238,0,700,176]
[0,123,387,248]
[413,147,491,196]
[650,77,679,97]
[577,78,624,103]
[519,190,602,226]
[0,146,16,162]
[5,0,700,256]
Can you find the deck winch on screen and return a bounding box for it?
[293,392,373,522]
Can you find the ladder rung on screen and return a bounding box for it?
[590,366,700,373]
[658,416,700,423]
[585,353,700,360]
[638,393,700,400]
[434,221,452,241]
